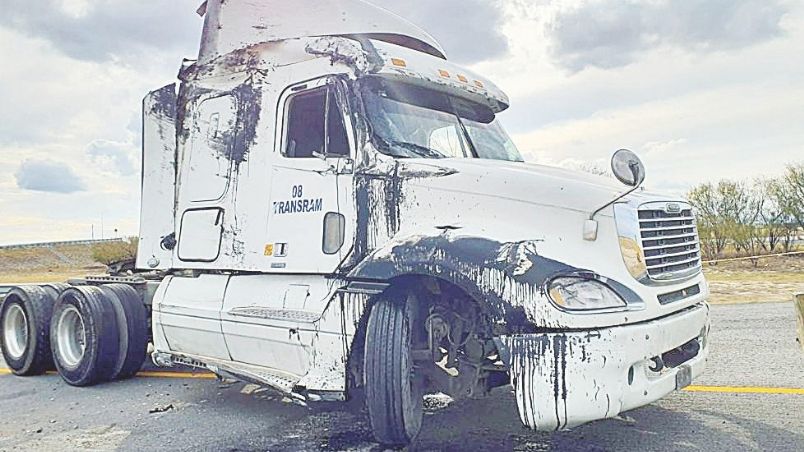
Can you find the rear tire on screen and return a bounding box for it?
[50,286,120,386]
[364,291,424,446]
[98,284,148,380]
[41,283,71,300]
[0,286,55,376]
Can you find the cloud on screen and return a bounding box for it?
[370,0,509,63]
[87,140,138,176]
[15,159,87,193]
[546,0,788,72]
[642,138,688,156]
[0,0,506,65]
[0,0,200,63]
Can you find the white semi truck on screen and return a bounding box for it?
[0,0,710,446]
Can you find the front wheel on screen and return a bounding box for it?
[364,292,424,447]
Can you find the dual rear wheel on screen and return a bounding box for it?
[0,284,148,386]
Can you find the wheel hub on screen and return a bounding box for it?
[3,304,28,360]
[56,306,87,368]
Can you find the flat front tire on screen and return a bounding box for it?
[364,292,424,446]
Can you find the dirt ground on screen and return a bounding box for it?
[703,255,804,304]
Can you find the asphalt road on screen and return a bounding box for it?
[1,302,802,451]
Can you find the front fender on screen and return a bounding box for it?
[347,234,581,331]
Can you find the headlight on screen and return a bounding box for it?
[548,276,627,311]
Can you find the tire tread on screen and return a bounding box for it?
[364,293,422,446]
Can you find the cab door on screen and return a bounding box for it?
[265,76,353,274]
[220,76,355,372]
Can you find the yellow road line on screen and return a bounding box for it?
[683,385,804,395]
[2,368,803,394]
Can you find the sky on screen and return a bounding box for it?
[0,0,802,245]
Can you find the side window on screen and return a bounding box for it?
[284,85,351,158]
[285,88,326,158]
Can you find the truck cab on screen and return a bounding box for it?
[0,1,709,447]
[139,0,710,445]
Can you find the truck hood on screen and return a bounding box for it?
[399,158,630,217]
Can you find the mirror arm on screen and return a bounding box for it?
[589,184,642,221]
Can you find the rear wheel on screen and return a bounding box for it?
[41,283,71,300]
[51,286,120,386]
[364,291,424,446]
[0,286,55,375]
[98,284,148,380]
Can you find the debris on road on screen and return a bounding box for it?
[148,404,175,414]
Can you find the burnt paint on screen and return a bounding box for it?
[347,235,578,331]
[349,161,458,271]
[149,84,178,119]
[230,82,263,167]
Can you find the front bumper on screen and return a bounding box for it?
[504,302,710,431]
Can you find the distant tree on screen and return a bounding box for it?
[764,177,798,253]
[778,163,804,229]
[687,183,728,260]
[688,180,765,264]
[91,237,138,265]
[718,181,763,266]
[689,163,804,261]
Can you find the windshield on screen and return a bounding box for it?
[360,78,523,162]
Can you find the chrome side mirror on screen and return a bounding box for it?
[585,149,647,241]
[611,149,646,187]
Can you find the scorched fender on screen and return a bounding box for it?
[346,234,593,331]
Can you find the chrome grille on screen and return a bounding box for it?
[638,203,702,280]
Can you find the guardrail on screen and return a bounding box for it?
[0,238,122,250]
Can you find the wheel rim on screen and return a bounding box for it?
[56,306,86,368]
[3,304,29,360]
